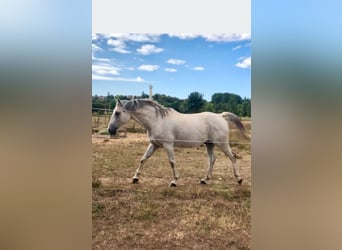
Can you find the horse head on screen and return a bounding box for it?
[107,99,131,136]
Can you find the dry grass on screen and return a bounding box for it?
[92,121,251,250]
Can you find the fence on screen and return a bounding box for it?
[92,108,145,135]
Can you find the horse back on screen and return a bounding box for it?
[169,112,228,141]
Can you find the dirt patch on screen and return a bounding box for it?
[92,131,251,249]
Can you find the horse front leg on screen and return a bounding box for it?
[132,143,158,184]
[163,144,179,187]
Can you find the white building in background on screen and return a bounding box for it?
[149,85,153,99]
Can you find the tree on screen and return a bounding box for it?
[204,102,214,112]
[153,94,185,112]
[211,92,243,114]
[92,101,105,114]
[186,92,205,113]
[92,91,251,117]
[141,91,149,99]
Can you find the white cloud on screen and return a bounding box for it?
[104,33,161,43]
[137,44,164,55]
[108,39,131,54]
[168,33,251,42]
[92,63,120,76]
[92,75,146,82]
[235,57,251,69]
[165,68,177,72]
[92,57,111,63]
[112,48,131,54]
[167,59,186,65]
[232,45,242,51]
[133,76,145,82]
[125,66,135,71]
[107,39,122,46]
[92,44,102,52]
[202,33,251,42]
[193,66,204,71]
[92,44,103,59]
[168,33,199,40]
[100,34,163,55]
[92,74,117,81]
[137,64,160,71]
[233,42,251,51]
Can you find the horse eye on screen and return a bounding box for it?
[115,111,121,116]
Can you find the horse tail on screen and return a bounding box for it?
[221,112,250,140]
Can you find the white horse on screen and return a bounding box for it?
[108,99,247,187]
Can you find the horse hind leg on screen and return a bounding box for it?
[201,143,216,184]
[217,143,243,185]
[132,143,158,184]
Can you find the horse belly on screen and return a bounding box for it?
[173,139,203,148]
[173,125,207,148]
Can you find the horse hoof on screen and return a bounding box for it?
[200,179,207,185]
[132,178,139,184]
[169,182,177,187]
[238,179,243,185]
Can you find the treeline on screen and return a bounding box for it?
[92,91,251,117]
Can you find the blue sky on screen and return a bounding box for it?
[92,33,251,101]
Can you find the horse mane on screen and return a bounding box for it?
[123,99,171,118]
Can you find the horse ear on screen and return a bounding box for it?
[116,98,122,107]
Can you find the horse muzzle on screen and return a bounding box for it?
[108,127,117,136]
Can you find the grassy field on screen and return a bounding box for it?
[92,121,251,249]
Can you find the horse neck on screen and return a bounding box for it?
[130,107,158,131]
